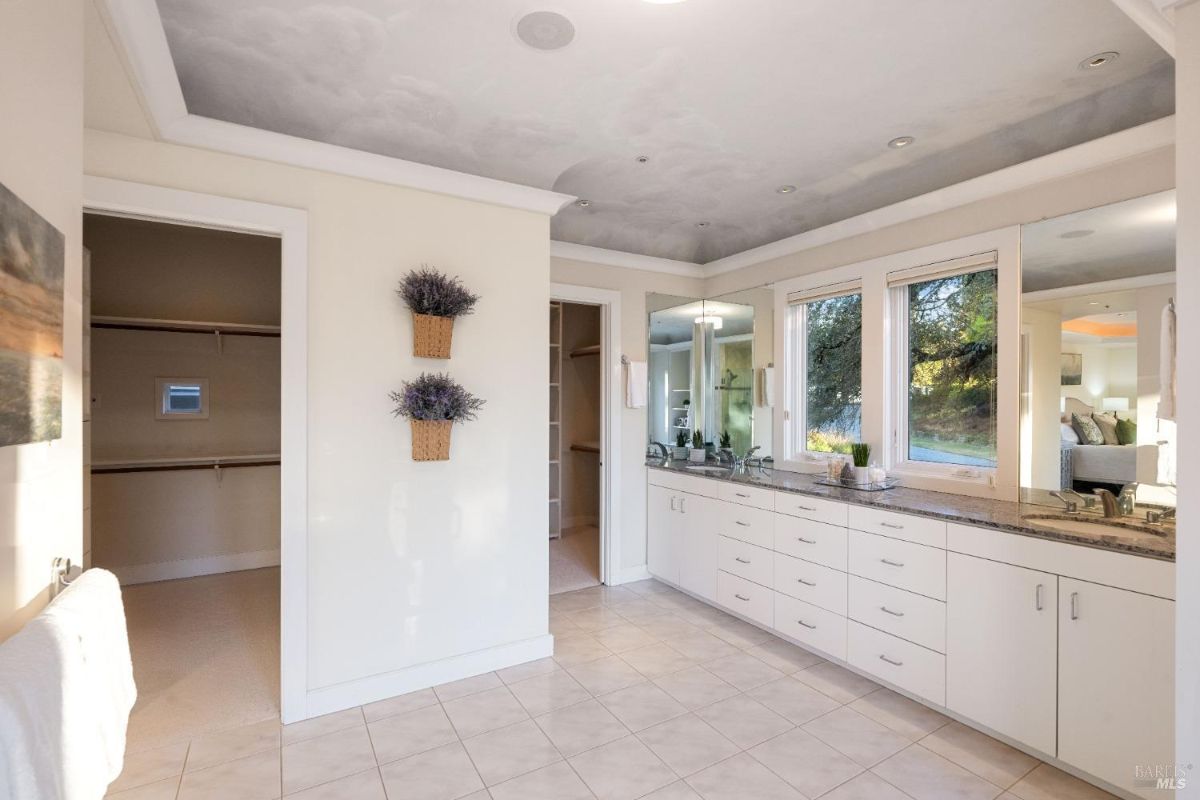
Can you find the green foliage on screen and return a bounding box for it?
[719,430,732,449]
[692,429,705,449]
[807,430,852,454]
[805,294,863,445]
[676,430,689,447]
[850,442,872,467]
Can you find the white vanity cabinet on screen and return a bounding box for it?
[646,475,718,601]
[1058,578,1174,800]
[945,553,1058,756]
[647,484,680,584]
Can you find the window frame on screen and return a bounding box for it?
[155,377,210,420]
[887,265,999,485]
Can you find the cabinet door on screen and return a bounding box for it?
[647,485,679,584]
[946,553,1057,755]
[1059,579,1174,800]
[679,494,718,601]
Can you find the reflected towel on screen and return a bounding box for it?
[757,367,775,408]
[1158,299,1176,421]
[0,569,136,800]
[626,361,647,408]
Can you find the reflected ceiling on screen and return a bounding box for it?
[157,0,1173,263]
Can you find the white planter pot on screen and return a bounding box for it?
[689,448,707,463]
[853,465,871,485]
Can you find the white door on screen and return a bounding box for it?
[1058,579,1174,800]
[647,485,679,584]
[946,554,1057,755]
[678,494,717,601]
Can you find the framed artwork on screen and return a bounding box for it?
[1061,353,1083,387]
[0,181,64,446]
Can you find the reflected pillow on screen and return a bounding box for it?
[1060,423,1081,445]
[1092,412,1121,446]
[1116,417,1138,446]
[1072,413,1105,446]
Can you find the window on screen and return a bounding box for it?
[156,378,209,419]
[894,268,997,470]
[788,289,862,458]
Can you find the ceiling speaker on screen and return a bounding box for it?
[515,11,576,51]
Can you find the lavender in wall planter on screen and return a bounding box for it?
[398,266,480,359]
[390,373,484,461]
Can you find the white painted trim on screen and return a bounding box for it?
[99,0,575,218]
[82,175,311,724]
[304,635,554,718]
[617,565,654,584]
[550,241,705,279]
[111,549,280,586]
[1021,271,1175,303]
[550,283,623,587]
[707,117,1176,278]
[1110,0,1178,56]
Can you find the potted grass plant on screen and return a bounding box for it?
[390,373,484,461]
[673,430,690,460]
[398,266,480,359]
[689,429,707,463]
[850,442,872,485]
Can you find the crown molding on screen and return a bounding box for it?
[703,116,1176,278]
[550,241,705,279]
[1110,0,1193,56]
[100,0,575,217]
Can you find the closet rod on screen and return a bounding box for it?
[91,459,281,475]
[91,316,281,338]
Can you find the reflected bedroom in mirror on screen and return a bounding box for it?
[1020,190,1176,513]
[646,289,773,471]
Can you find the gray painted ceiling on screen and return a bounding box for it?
[156,0,1174,264]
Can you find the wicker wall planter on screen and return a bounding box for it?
[411,419,453,461]
[412,313,455,359]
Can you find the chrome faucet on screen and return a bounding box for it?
[1147,506,1176,524]
[649,442,670,464]
[1093,489,1121,518]
[1049,491,1079,514]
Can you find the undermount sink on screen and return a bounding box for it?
[1024,513,1171,540]
[684,465,731,476]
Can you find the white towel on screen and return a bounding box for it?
[1158,299,1176,421]
[625,361,647,408]
[757,367,775,408]
[0,569,136,800]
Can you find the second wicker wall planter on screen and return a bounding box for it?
[391,373,484,462]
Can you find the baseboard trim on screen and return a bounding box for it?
[301,634,555,721]
[563,515,600,529]
[613,565,653,585]
[109,549,281,585]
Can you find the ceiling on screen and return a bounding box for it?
[1021,191,1176,292]
[155,0,1173,264]
[650,299,754,346]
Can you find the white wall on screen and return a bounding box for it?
[1023,307,1062,490]
[1061,343,1137,409]
[0,0,83,641]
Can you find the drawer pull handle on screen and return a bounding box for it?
[670,496,677,512]
[796,619,816,629]
[1035,583,1044,611]
[735,492,751,498]
[1070,591,1079,621]
[735,521,750,527]
[797,578,816,587]
[680,497,687,514]
[797,537,817,545]
[735,593,750,602]
[795,505,816,512]
[880,558,905,568]
[880,606,905,617]
[879,522,905,530]
[735,557,751,564]
[879,654,904,667]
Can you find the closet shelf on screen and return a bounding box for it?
[570,442,600,454]
[91,453,281,474]
[92,315,281,338]
[568,344,601,358]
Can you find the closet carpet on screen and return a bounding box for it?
[121,567,281,753]
[550,524,601,595]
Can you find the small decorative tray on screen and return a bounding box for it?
[814,476,900,492]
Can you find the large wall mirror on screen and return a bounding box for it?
[647,289,773,458]
[1020,190,1176,508]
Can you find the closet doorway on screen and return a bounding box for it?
[548,285,622,595]
[83,212,283,749]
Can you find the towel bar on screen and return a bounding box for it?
[51,557,78,598]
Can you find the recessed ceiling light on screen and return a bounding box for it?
[777,185,797,194]
[1060,229,1094,239]
[1089,302,1101,306]
[888,136,915,150]
[695,221,710,228]
[575,199,590,207]
[1079,51,1119,70]
[635,155,650,164]
[514,11,576,51]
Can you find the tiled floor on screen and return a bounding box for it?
[106,578,1119,800]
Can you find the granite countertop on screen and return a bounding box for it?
[646,459,1175,562]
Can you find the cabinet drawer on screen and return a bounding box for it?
[647,469,719,498]
[774,515,848,571]
[716,502,774,549]
[774,553,847,615]
[849,531,946,600]
[717,482,775,511]
[774,593,847,660]
[717,571,773,627]
[848,506,946,548]
[773,493,848,527]
[848,621,945,706]
[718,536,773,588]
[848,576,946,653]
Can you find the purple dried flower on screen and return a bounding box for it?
[398,266,479,318]
[390,373,484,422]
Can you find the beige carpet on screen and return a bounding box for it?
[549,525,600,595]
[121,567,280,752]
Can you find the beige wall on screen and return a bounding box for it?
[560,303,600,527]
[0,0,84,641]
[1023,307,1062,491]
